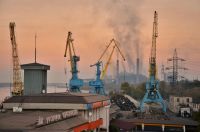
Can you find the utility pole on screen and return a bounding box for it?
[136,43,140,84]
[116,50,120,91]
[166,49,188,85]
[161,64,166,81]
[35,33,37,63]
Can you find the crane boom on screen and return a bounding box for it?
[89,39,125,95]
[113,40,126,61]
[101,46,116,79]
[97,39,114,62]
[149,11,158,78]
[9,22,23,96]
[100,39,125,79]
[64,32,73,70]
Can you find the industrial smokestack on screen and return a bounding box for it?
[136,42,139,76]
[116,59,119,85]
[136,57,140,84]
[136,58,139,75]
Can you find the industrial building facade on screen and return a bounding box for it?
[169,95,192,113]
[1,93,110,132]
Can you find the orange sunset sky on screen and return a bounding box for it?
[0,0,200,83]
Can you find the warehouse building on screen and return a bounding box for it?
[1,92,110,132]
[169,95,192,113]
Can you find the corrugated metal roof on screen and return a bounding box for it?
[21,62,50,70]
[3,92,109,104]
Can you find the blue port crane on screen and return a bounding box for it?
[64,32,83,92]
[89,39,125,95]
[89,61,104,94]
[140,11,166,112]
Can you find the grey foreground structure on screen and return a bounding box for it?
[1,92,111,132]
[21,63,50,95]
[0,110,87,132]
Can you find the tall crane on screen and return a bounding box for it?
[64,32,83,92]
[140,11,166,112]
[9,22,23,96]
[89,39,125,95]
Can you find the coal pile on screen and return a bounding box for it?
[111,94,136,111]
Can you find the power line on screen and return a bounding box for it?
[166,48,188,85]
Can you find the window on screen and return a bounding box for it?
[177,98,179,102]
[187,98,190,103]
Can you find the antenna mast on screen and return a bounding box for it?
[35,33,37,63]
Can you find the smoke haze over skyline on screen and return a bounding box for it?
[0,0,200,83]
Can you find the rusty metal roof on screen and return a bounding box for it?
[21,62,50,70]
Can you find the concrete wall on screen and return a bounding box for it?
[100,105,110,130]
[80,105,110,131]
[169,96,192,113]
[189,103,200,112]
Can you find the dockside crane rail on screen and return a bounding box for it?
[140,11,166,112]
[89,39,125,95]
[9,22,23,96]
[64,32,83,92]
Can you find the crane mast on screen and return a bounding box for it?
[150,11,158,78]
[89,61,104,95]
[64,32,83,92]
[9,22,23,96]
[140,11,166,112]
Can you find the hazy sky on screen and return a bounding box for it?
[0,0,200,83]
